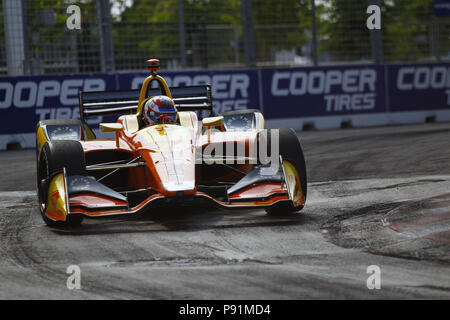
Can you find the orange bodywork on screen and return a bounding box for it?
[66,125,295,218]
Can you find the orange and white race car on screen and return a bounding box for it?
[35,59,307,227]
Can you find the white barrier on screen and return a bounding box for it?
[266,109,450,131]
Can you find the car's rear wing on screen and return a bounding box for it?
[78,85,213,122]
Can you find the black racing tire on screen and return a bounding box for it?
[258,128,307,215]
[37,140,86,227]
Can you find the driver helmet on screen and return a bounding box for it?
[143,95,177,125]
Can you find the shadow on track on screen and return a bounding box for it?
[50,204,307,236]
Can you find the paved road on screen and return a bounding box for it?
[0,123,449,299]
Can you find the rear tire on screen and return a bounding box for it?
[37,140,86,227]
[260,128,307,215]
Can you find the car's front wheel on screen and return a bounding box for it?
[37,140,85,227]
[259,128,307,215]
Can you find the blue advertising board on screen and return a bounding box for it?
[434,0,450,17]
[0,73,116,134]
[260,65,387,119]
[388,63,450,112]
[0,63,449,139]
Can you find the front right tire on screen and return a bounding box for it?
[259,128,307,215]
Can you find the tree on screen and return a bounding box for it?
[251,0,312,63]
[112,0,242,69]
[320,0,435,63]
[22,0,100,73]
[320,0,372,62]
[112,0,316,68]
[383,0,434,62]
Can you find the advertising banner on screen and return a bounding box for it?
[388,63,450,112]
[433,0,450,17]
[0,63,449,141]
[260,65,387,119]
[0,73,116,135]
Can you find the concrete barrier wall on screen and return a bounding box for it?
[0,62,449,149]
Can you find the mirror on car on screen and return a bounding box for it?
[99,123,124,132]
[202,116,223,128]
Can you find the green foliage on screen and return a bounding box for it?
[113,0,179,67]
[383,0,434,62]
[11,0,440,71]
[252,0,311,61]
[112,0,311,67]
[112,0,242,68]
[320,0,372,62]
[25,0,100,72]
[320,0,435,63]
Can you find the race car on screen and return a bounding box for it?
[35,59,307,227]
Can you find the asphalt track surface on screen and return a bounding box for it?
[0,123,449,299]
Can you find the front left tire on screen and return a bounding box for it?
[37,140,86,227]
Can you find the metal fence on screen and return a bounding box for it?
[0,0,449,76]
